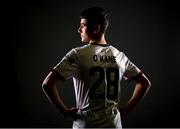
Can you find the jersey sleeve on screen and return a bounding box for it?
[53,49,79,81]
[122,53,142,81]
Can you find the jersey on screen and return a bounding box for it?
[53,43,141,128]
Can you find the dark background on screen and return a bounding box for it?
[2,0,179,127]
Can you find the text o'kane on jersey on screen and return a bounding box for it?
[93,55,116,63]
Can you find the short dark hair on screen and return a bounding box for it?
[80,7,110,33]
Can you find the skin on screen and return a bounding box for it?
[77,18,107,44]
[42,18,151,120]
[42,71,80,120]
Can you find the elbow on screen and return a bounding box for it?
[143,74,151,92]
[147,79,151,88]
[42,76,54,93]
[42,72,55,92]
[144,74,151,88]
[137,73,151,91]
[146,79,151,92]
[42,80,49,93]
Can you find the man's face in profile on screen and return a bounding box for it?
[78,18,92,43]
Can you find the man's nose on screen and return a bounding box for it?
[78,27,81,33]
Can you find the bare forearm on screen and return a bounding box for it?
[120,74,151,113]
[126,82,150,111]
[42,72,69,115]
[42,83,68,115]
[42,72,80,120]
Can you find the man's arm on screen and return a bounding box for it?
[119,73,151,115]
[42,71,79,119]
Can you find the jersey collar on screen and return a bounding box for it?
[89,42,110,47]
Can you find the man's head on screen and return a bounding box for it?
[78,7,110,43]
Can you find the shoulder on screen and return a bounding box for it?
[65,44,87,53]
[107,44,131,64]
[109,45,120,52]
[72,44,91,54]
[108,44,125,56]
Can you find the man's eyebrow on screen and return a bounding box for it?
[80,23,87,25]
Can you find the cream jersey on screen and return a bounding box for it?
[53,43,141,128]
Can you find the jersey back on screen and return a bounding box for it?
[54,43,141,127]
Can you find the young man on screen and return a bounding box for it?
[42,7,151,128]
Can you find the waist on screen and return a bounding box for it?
[80,106,119,118]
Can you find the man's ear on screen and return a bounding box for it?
[93,24,101,34]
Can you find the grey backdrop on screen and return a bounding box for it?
[2,0,179,128]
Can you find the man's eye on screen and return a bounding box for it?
[82,23,87,26]
[81,25,86,29]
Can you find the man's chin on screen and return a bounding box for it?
[81,39,89,44]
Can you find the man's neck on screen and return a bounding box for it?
[89,34,107,45]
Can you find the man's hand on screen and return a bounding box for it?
[64,107,81,120]
[118,105,130,117]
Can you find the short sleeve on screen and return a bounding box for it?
[123,54,142,81]
[53,49,79,81]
